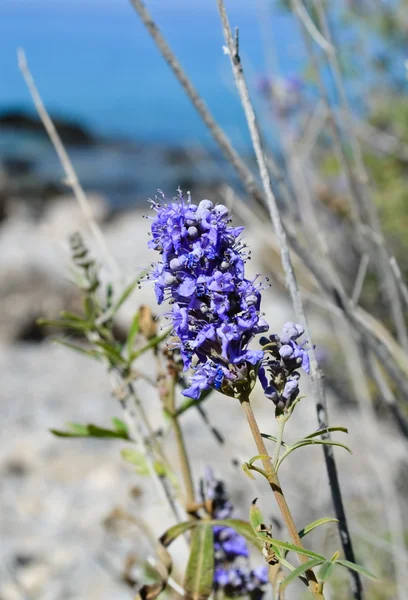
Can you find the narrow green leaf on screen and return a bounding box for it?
[94,340,126,365]
[336,560,378,580]
[211,519,325,561]
[295,439,352,454]
[249,499,264,534]
[84,296,97,320]
[51,421,129,440]
[330,551,340,563]
[112,417,129,436]
[50,429,83,438]
[184,525,214,600]
[154,461,167,477]
[121,448,150,474]
[67,422,89,435]
[248,454,270,466]
[59,311,84,321]
[52,338,102,360]
[112,272,147,315]
[277,439,352,469]
[37,318,92,331]
[130,328,172,361]
[280,559,324,591]
[126,311,141,359]
[303,427,349,440]
[86,424,128,438]
[298,518,339,539]
[160,521,199,547]
[318,561,336,583]
[264,539,326,561]
[121,449,169,477]
[241,463,256,480]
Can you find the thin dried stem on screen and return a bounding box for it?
[312,0,408,353]
[17,49,120,278]
[215,4,359,595]
[129,0,265,210]
[390,257,408,309]
[166,377,195,510]
[292,0,333,53]
[366,354,408,441]
[18,48,184,525]
[351,253,370,306]
[334,319,408,599]
[112,367,184,523]
[129,0,408,404]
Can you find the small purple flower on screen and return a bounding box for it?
[201,469,269,598]
[147,190,269,400]
[259,321,311,412]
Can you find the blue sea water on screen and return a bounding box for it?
[0,0,304,148]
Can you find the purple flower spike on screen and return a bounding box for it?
[201,468,269,598]
[147,190,269,399]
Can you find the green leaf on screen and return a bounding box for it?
[184,525,214,600]
[126,311,141,359]
[296,439,352,454]
[121,448,168,477]
[336,560,378,580]
[248,454,270,466]
[211,518,325,561]
[112,272,147,315]
[241,462,256,480]
[318,561,336,583]
[52,338,102,360]
[303,427,349,440]
[93,340,126,365]
[51,421,130,440]
[130,327,172,361]
[298,517,339,540]
[37,318,92,332]
[84,296,97,320]
[160,521,199,547]
[277,439,352,469]
[249,499,264,534]
[264,539,325,561]
[59,311,84,321]
[112,417,129,436]
[280,559,325,590]
[121,448,150,474]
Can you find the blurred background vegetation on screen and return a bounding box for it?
[1,1,408,599]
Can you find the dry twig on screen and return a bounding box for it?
[215,1,360,595]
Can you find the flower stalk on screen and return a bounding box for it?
[240,396,324,600]
[165,374,196,512]
[272,415,287,470]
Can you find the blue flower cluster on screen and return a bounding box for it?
[201,468,269,597]
[259,322,310,411]
[147,191,269,399]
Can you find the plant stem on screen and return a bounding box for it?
[272,416,286,470]
[167,377,195,510]
[240,397,324,600]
